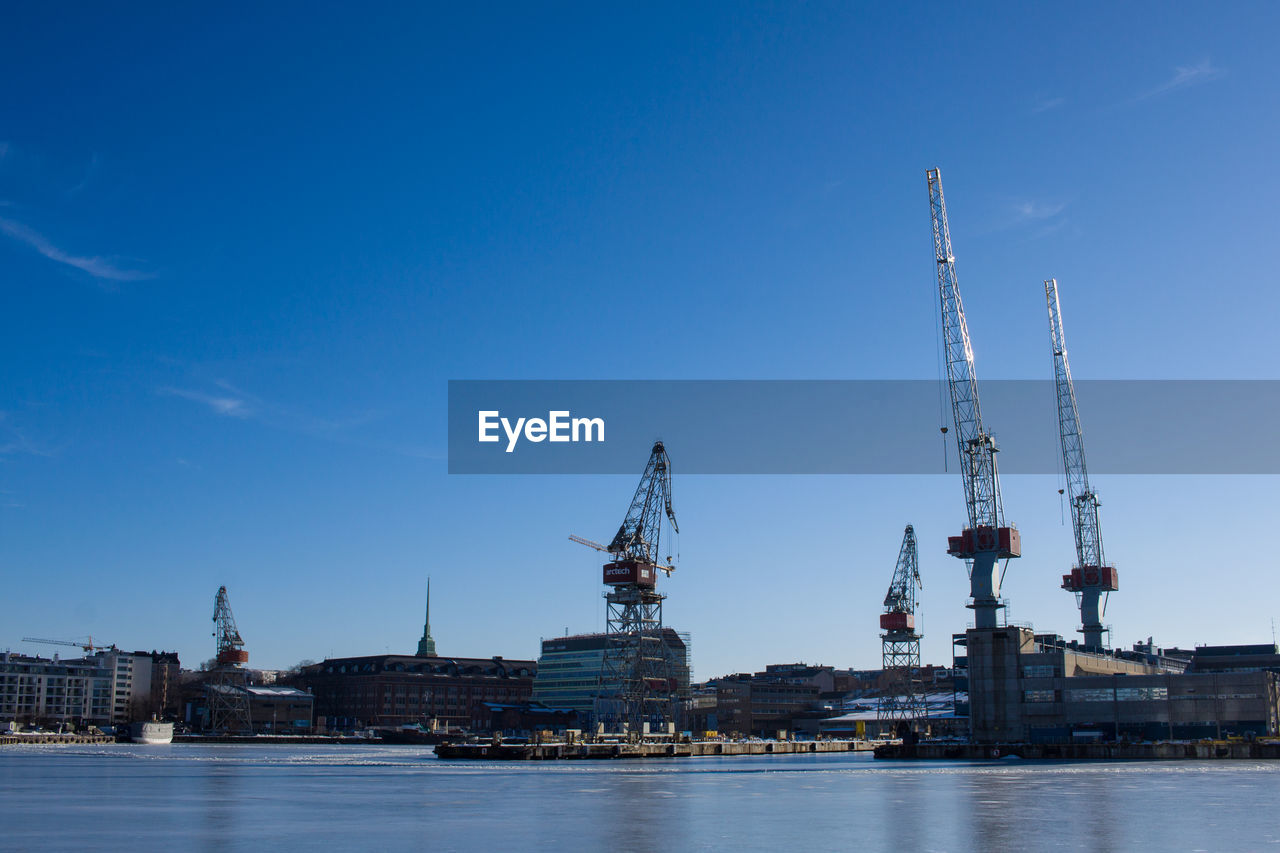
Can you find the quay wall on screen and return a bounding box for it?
[875,740,1280,760]
[436,739,877,760]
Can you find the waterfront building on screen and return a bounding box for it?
[958,629,1280,743]
[0,649,181,728]
[0,653,113,726]
[301,654,535,730]
[532,630,692,726]
[706,673,819,737]
[189,684,315,733]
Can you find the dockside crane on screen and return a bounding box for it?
[1045,278,1117,649]
[206,585,253,734]
[927,168,1021,629]
[570,440,680,733]
[878,525,927,724]
[22,636,116,654]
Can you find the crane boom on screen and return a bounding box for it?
[882,524,922,616]
[930,170,1002,532]
[928,168,1020,630]
[608,440,678,568]
[22,636,115,653]
[568,534,609,553]
[1046,278,1116,648]
[213,585,248,666]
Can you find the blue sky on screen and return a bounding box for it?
[2,4,1277,676]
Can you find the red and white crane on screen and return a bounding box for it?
[928,168,1021,629]
[1046,278,1117,649]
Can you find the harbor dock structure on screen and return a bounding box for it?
[436,738,877,760]
[876,738,1280,761]
[956,631,1280,744]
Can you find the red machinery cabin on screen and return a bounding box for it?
[880,612,915,632]
[216,649,249,665]
[1062,566,1119,591]
[602,560,656,588]
[947,526,1020,558]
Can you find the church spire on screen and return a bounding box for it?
[416,577,437,657]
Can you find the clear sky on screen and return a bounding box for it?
[2,3,1277,678]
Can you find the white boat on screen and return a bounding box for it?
[130,720,174,744]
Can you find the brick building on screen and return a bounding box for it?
[301,654,535,731]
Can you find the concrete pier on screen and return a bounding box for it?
[436,739,876,760]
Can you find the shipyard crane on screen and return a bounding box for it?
[206,585,253,734]
[878,525,927,724]
[607,440,679,573]
[572,440,681,734]
[1046,278,1117,649]
[927,168,1021,629]
[22,636,116,654]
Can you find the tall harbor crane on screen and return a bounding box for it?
[878,525,927,724]
[1046,278,1117,649]
[928,168,1021,629]
[206,585,253,734]
[571,440,679,732]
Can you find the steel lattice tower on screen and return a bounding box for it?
[604,587,673,731]
[879,525,927,722]
[207,585,253,734]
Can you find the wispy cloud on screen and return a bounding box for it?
[1031,96,1064,114]
[0,412,55,458]
[1138,59,1225,100]
[1013,201,1067,222]
[160,387,252,419]
[979,198,1072,239]
[157,380,434,458]
[0,216,152,282]
[65,152,100,196]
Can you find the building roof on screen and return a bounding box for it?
[312,654,535,677]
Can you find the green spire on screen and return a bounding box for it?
[416,577,437,656]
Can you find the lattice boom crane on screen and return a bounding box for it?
[571,440,681,732]
[213,585,249,666]
[1046,278,1117,649]
[928,168,1021,629]
[207,586,253,733]
[879,525,927,723]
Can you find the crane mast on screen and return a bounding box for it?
[1046,278,1117,649]
[928,168,1021,629]
[597,441,680,734]
[878,525,927,724]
